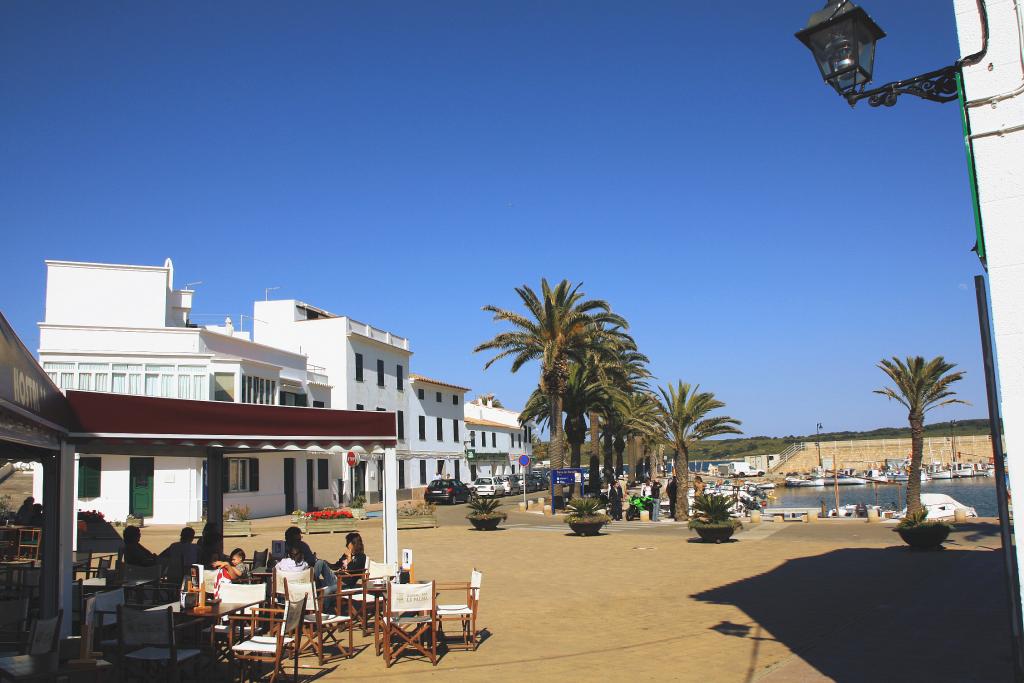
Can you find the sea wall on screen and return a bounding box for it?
[769,435,994,473]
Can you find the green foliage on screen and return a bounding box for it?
[897,507,952,530]
[351,495,366,509]
[688,494,742,530]
[564,496,610,524]
[466,497,506,520]
[224,504,250,521]
[400,501,437,518]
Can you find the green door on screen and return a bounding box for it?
[129,457,155,518]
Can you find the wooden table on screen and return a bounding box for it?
[0,654,112,681]
[148,600,263,619]
[81,577,153,589]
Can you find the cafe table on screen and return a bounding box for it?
[148,599,265,662]
[0,653,112,681]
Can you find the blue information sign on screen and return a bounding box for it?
[552,468,581,485]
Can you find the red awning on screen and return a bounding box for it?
[66,390,396,450]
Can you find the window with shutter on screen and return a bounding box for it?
[317,459,328,489]
[249,458,260,492]
[77,457,102,498]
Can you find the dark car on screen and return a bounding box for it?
[424,479,472,505]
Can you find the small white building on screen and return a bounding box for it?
[406,374,472,493]
[35,259,337,523]
[463,397,534,478]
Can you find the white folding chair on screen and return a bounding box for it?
[207,582,267,661]
[438,570,482,651]
[381,581,437,667]
[284,579,353,665]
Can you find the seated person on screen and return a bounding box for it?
[212,548,248,596]
[331,531,367,589]
[284,526,337,594]
[159,527,199,585]
[276,543,309,572]
[28,504,44,527]
[122,525,157,566]
[13,497,34,525]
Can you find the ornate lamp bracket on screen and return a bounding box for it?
[845,65,960,107]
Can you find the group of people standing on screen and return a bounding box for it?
[604,475,683,520]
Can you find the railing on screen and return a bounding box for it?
[307,363,329,384]
[768,442,807,472]
[347,318,409,350]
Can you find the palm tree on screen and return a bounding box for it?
[608,391,662,477]
[874,356,966,515]
[657,381,742,520]
[521,362,610,496]
[475,279,626,471]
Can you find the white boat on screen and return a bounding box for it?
[834,476,867,486]
[951,463,976,478]
[784,477,825,487]
[756,482,776,490]
[928,466,953,480]
[904,493,978,520]
[864,469,888,483]
[829,503,883,518]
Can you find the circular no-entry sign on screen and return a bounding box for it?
[346,451,359,467]
[518,455,530,467]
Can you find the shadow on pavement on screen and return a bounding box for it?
[692,544,1014,682]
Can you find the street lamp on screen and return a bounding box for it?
[795,0,988,107]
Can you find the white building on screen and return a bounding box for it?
[463,396,534,478]
[35,259,337,523]
[954,0,1024,624]
[407,374,472,491]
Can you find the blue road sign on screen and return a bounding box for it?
[518,454,530,467]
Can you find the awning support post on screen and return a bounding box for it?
[207,448,224,528]
[382,446,398,565]
[40,442,74,632]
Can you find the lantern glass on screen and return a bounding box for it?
[795,3,885,96]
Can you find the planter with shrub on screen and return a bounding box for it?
[896,508,952,549]
[565,497,610,536]
[466,497,506,531]
[689,494,742,543]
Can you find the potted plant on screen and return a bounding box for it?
[689,494,742,543]
[349,496,367,520]
[466,497,506,531]
[896,508,952,550]
[291,510,304,524]
[564,497,610,536]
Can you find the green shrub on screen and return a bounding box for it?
[351,495,367,509]
[688,494,742,530]
[467,497,506,521]
[897,507,952,530]
[564,497,610,525]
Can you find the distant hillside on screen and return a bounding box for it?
[530,419,991,462]
[689,419,990,461]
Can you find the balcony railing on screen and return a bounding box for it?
[347,319,409,350]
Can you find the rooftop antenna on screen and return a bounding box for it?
[265,286,280,301]
[184,281,203,290]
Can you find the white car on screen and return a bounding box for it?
[472,477,502,497]
[494,475,521,496]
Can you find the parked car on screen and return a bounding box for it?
[424,479,472,505]
[509,474,526,494]
[471,477,503,498]
[496,475,522,496]
[527,473,547,492]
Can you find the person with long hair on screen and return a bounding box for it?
[332,532,367,589]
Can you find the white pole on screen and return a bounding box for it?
[382,447,399,565]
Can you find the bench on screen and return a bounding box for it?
[762,507,819,522]
[188,520,253,537]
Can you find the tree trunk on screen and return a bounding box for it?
[588,455,601,495]
[603,431,614,481]
[588,410,601,476]
[569,439,583,498]
[907,413,925,515]
[614,436,625,477]
[676,442,691,520]
[547,392,564,470]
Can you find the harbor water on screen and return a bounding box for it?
[769,477,1001,516]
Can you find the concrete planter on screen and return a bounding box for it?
[568,521,606,536]
[301,518,355,534]
[897,524,951,550]
[693,524,736,543]
[468,516,503,531]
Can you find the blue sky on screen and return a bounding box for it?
[1,2,986,437]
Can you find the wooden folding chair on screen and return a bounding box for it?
[0,598,30,654]
[381,581,437,668]
[271,567,313,602]
[229,596,306,683]
[437,569,482,651]
[26,610,62,655]
[206,582,267,662]
[17,528,41,560]
[284,579,353,665]
[116,605,200,682]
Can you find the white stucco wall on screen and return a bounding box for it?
[45,261,173,329]
[955,0,1024,616]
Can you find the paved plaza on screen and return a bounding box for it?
[134,503,1015,682]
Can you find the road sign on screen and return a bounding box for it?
[518,455,530,467]
[346,451,359,467]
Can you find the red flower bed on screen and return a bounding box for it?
[305,508,353,520]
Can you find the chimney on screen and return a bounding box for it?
[224,316,234,335]
[486,397,493,408]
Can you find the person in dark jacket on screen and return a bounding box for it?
[14,497,34,525]
[608,481,623,521]
[332,532,367,588]
[122,525,157,566]
[667,476,678,520]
